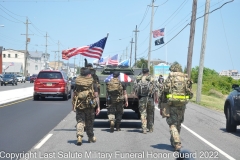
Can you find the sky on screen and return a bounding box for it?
[0,0,239,73]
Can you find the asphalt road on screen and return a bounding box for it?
[0,97,71,160]
[0,81,33,91]
[0,99,239,160]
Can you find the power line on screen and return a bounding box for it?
[138,5,150,28]
[0,14,22,23]
[157,0,189,29]
[0,4,25,17]
[0,6,24,23]
[151,0,234,52]
[218,0,234,69]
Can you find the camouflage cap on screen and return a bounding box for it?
[142,68,149,74]
[169,62,182,72]
[113,71,120,78]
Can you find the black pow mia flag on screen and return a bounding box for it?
[155,37,164,46]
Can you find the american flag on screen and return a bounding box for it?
[107,54,118,65]
[104,73,132,83]
[152,28,164,38]
[9,62,14,66]
[62,36,108,60]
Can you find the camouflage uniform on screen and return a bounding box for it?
[161,62,191,151]
[76,107,95,138]
[139,96,154,132]
[73,69,98,145]
[137,71,156,133]
[107,101,124,126]
[107,72,126,132]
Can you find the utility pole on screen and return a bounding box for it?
[133,25,139,67]
[21,17,32,76]
[44,32,49,69]
[130,38,134,67]
[187,0,198,78]
[52,51,58,70]
[148,0,157,70]
[196,0,210,103]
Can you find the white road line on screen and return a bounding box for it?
[155,107,236,160]
[34,134,53,149]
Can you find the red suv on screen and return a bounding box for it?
[33,70,71,100]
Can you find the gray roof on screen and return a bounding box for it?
[2,62,23,73]
[2,49,26,53]
[29,51,44,58]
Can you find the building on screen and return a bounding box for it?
[219,70,240,80]
[27,51,50,76]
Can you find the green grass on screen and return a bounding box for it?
[189,84,227,112]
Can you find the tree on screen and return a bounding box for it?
[135,58,148,68]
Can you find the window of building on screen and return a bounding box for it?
[15,54,18,58]
[35,59,37,62]
[3,54,6,58]
[35,65,38,70]
[27,63,30,66]
[8,54,10,58]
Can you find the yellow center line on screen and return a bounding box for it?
[0,97,33,108]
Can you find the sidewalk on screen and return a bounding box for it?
[0,87,33,105]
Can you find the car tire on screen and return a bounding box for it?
[12,83,14,86]
[33,95,39,101]
[15,82,17,85]
[63,94,68,101]
[68,90,72,99]
[1,83,2,86]
[4,84,6,86]
[226,106,237,132]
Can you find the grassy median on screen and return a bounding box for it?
[189,83,227,112]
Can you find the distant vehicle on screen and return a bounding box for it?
[33,70,71,100]
[1,74,18,86]
[30,74,38,83]
[16,75,26,83]
[25,76,30,81]
[224,84,240,132]
[71,77,77,89]
[0,74,3,84]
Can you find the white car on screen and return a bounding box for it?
[16,75,26,83]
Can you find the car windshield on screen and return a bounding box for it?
[37,72,63,79]
[3,74,13,78]
[17,75,22,77]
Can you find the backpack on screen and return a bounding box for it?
[106,78,123,102]
[165,72,193,106]
[74,76,96,109]
[135,75,154,97]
